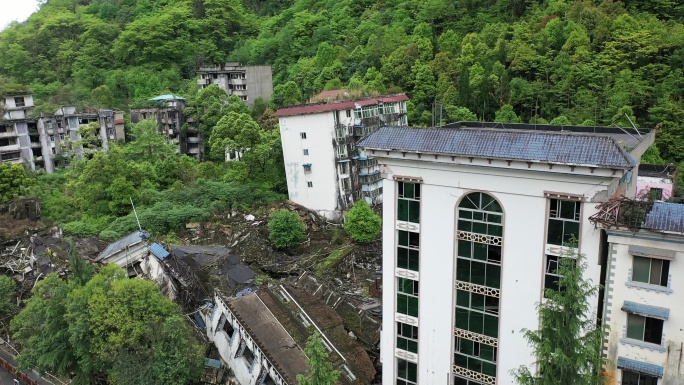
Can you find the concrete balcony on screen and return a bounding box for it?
[0,131,16,138]
[31,142,42,148]
[186,136,201,143]
[187,147,200,154]
[0,144,20,152]
[197,78,211,85]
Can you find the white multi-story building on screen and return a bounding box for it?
[597,201,684,385]
[357,123,654,385]
[276,93,408,217]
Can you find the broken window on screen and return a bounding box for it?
[397,278,418,317]
[397,182,420,223]
[632,256,669,287]
[547,199,580,245]
[222,318,235,338]
[14,97,25,107]
[242,346,255,369]
[397,230,419,271]
[396,322,418,353]
[454,337,497,377]
[647,188,663,201]
[621,370,657,385]
[0,138,17,147]
[626,314,663,345]
[544,255,574,294]
[396,358,417,385]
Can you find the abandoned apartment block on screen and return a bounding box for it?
[197,62,273,108]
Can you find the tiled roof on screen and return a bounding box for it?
[642,202,684,233]
[617,357,664,378]
[622,300,670,320]
[357,127,637,168]
[97,231,149,261]
[275,94,408,117]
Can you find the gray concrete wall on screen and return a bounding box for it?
[245,66,273,107]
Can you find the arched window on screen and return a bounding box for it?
[454,192,503,385]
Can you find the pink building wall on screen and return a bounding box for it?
[636,176,674,201]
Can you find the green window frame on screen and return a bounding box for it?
[632,256,669,287]
[454,337,497,377]
[397,278,419,317]
[398,182,420,223]
[547,199,581,245]
[397,230,420,271]
[397,358,417,385]
[626,314,663,345]
[397,322,418,353]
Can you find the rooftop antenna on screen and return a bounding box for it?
[624,113,643,139]
[611,121,639,143]
[130,197,142,231]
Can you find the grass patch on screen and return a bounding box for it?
[316,246,353,277]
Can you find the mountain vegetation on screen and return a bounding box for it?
[0,0,682,162]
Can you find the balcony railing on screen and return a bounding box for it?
[359,171,381,184]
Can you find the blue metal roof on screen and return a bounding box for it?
[617,357,663,378]
[193,313,206,329]
[357,127,636,168]
[622,301,669,320]
[204,358,222,368]
[149,243,170,260]
[642,202,684,233]
[302,163,312,166]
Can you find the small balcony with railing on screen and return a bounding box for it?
[359,171,381,185]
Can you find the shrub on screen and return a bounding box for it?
[268,210,306,249]
[344,201,381,242]
[0,276,16,315]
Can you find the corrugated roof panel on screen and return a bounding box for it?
[149,243,170,260]
[275,94,408,117]
[622,301,669,320]
[97,231,150,261]
[617,357,663,378]
[642,202,684,233]
[357,127,635,168]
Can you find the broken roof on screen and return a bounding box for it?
[275,94,408,117]
[358,126,637,169]
[226,292,309,385]
[97,231,149,261]
[149,94,185,101]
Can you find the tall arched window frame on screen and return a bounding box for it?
[454,192,503,385]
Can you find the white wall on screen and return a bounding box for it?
[604,231,684,385]
[380,156,620,385]
[279,112,339,213]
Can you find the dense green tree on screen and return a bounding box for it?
[0,163,33,204]
[268,210,306,249]
[297,333,340,385]
[0,276,16,316]
[344,200,381,243]
[512,246,606,385]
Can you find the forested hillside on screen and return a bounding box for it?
[1,0,684,160]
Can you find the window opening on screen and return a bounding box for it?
[626,314,663,345]
[547,199,581,245]
[397,182,420,223]
[648,188,663,201]
[307,181,313,188]
[544,255,574,294]
[397,278,418,317]
[303,164,311,172]
[300,132,307,139]
[397,358,417,385]
[621,370,657,385]
[632,256,669,287]
[14,97,25,107]
[303,149,309,155]
[397,322,418,353]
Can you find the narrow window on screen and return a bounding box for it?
[626,313,663,345]
[621,370,658,385]
[397,278,418,317]
[632,256,669,287]
[397,358,417,385]
[300,132,307,139]
[303,149,309,155]
[397,322,418,353]
[307,181,313,188]
[346,109,351,118]
[547,199,581,245]
[49,135,54,143]
[397,182,420,223]
[397,230,419,271]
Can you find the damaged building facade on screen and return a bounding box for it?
[357,122,656,385]
[197,62,273,107]
[276,92,408,218]
[0,93,124,173]
[201,283,376,385]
